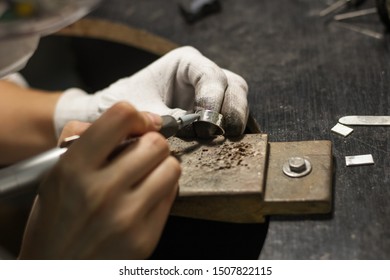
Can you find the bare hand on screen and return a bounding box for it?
[19,102,181,259]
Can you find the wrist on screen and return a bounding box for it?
[54,88,99,138]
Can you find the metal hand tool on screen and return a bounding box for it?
[333,7,377,20]
[339,115,390,125]
[330,1,390,38]
[0,113,200,199]
[319,0,366,17]
[332,21,384,39]
[160,114,200,138]
[331,0,390,29]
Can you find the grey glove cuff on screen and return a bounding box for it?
[54,88,100,138]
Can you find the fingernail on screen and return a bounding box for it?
[147,112,162,129]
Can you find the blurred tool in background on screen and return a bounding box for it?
[320,0,390,39]
[179,0,222,24]
[319,0,366,17]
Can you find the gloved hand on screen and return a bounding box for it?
[54,46,249,137]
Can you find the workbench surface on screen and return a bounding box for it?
[87,0,390,259]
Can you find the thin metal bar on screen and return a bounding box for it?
[333,21,384,39]
[334,8,378,21]
[319,0,348,17]
[339,115,390,125]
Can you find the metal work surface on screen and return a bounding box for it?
[170,134,268,223]
[263,141,332,215]
[85,0,390,259]
[171,134,267,196]
[169,135,332,223]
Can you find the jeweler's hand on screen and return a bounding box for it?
[19,102,181,259]
[54,46,249,137]
[57,120,91,145]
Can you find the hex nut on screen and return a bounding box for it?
[288,157,307,173]
[283,157,312,178]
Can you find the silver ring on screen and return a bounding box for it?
[193,109,225,138]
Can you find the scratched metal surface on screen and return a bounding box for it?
[87,0,390,259]
[169,135,267,196]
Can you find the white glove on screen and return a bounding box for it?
[54,46,249,137]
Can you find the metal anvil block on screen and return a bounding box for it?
[169,134,332,223]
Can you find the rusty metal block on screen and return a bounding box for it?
[170,135,333,223]
[262,141,333,215]
[170,134,268,223]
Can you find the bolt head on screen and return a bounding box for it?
[288,157,307,173]
[283,157,312,178]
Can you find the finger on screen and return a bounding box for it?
[144,180,178,232]
[220,69,249,136]
[185,48,227,112]
[64,102,160,168]
[127,156,180,215]
[97,156,179,258]
[57,121,91,146]
[104,132,172,190]
[139,183,179,258]
[163,46,228,112]
[93,183,178,260]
